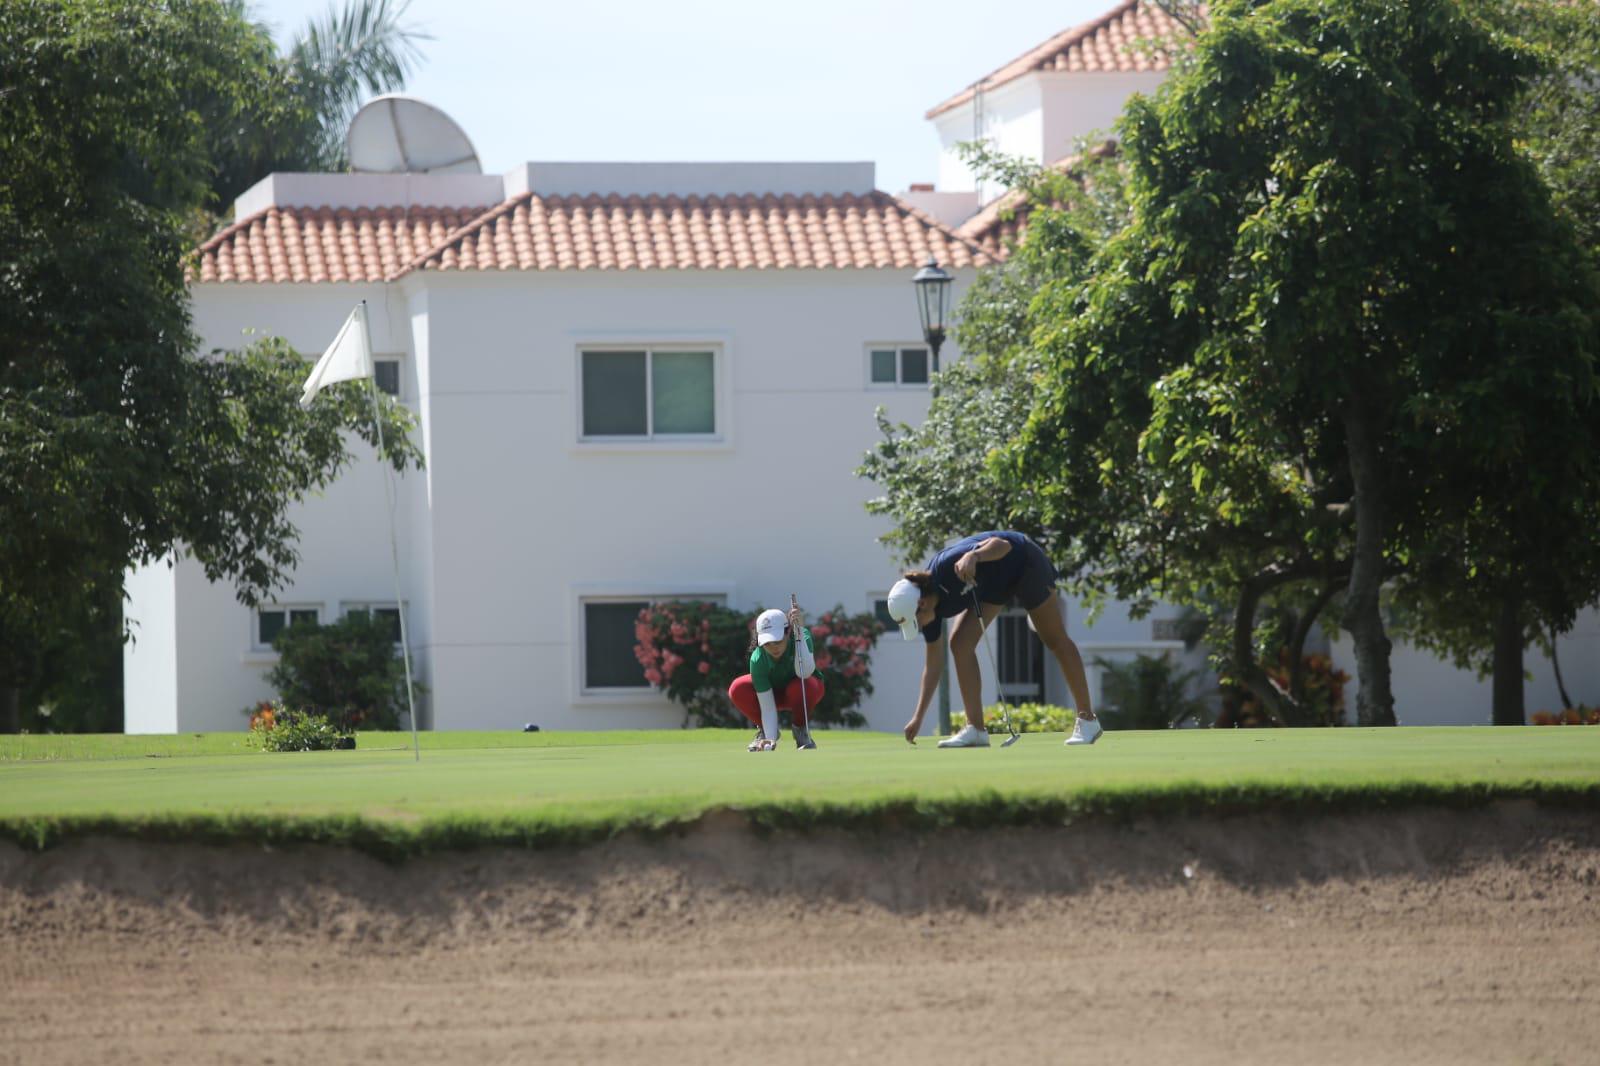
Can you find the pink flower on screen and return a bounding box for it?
[671,624,689,642]
[644,668,663,685]
[698,661,710,675]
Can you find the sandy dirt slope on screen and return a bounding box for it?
[3,803,1598,1065]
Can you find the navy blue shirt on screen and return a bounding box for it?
[918,531,1031,643]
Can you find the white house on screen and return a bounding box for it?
[125,0,1595,734]
[126,156,1196,735]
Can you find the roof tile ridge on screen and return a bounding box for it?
[388,193,530,282]
[874,190,994,265]
[925,0,1143,118]
[195,205,278,255]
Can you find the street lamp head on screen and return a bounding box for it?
[912,255,953,352]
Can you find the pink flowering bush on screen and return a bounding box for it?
[634,601,752,727]
[634,601,884,729]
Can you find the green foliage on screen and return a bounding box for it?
[249,707,351,752]
[1096,654,1211,730]
[208,0,429,208]
[804,607,883,729]
[979,702,1076,734]
[876,0,1600,732]
[0,1,426,730]
[267,613,417,732]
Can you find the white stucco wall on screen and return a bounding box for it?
[135,264,978,733]
[1332,609,1600,726]
[932,71,1167,199]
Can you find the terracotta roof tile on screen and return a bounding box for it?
[401,191,990,275]
[194,191,991,283]
[194,205,487,284]
[927,0,1194,119]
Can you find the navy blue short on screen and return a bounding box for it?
[997,536,1058,611]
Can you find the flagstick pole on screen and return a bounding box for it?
[358,301,421,763]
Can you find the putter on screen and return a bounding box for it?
[791,593,810,748]
[969,587,1021,747]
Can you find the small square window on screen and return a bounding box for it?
[258,606,318,649]
[867,345,934,388]
[873,599,895,629]
[374,358,401,397]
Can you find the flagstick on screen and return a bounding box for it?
[358,301,421,762]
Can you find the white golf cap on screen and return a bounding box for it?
[885,578,923,641]
[754,608,788,645]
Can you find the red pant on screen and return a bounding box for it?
[728,675,824,729]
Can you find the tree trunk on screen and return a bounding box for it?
[1287,579,1341,705]
[1342,404,1396,726]
[1492,595,1526,726]
[1,686,18,735]
[1548,624,1573,712]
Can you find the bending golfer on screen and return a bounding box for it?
[885,531,1100,748]
[728,603,823,751]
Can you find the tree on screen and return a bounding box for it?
[206,0,429,212]
[0,0,423,731]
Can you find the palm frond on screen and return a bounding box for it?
[289,0,431,165]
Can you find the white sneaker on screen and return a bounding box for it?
[937,724,991,748]
[1065,717,1103,746]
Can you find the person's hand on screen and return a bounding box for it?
[903,716,921,745]
[787,604,804,631]
[955,550,978,584]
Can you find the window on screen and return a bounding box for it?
[374,357,402,398]
[256,606,319,649]
[580,593,729,693]
[581,348,716,439]
[344,603,404,644]
[584,600,651,689]
[868,346,931,387]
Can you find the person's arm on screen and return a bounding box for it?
[757,687,779,740]
[903,638,945,744]
[794,629,816,678]
[954,536,1013,585]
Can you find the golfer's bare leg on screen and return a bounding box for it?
[949,604,1002,729]
[1028,594,1096,721]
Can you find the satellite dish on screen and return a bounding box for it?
[347,95,481,174]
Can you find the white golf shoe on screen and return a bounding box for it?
[937,724,991,748]
[1065,716,1103,746]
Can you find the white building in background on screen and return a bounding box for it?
[125,0,1595,733]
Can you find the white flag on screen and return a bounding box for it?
[300,302,373,408]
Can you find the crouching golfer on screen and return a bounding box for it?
[885,531,1101,748]
[727,603,823,751]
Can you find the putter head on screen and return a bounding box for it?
[1001,732,1020,747]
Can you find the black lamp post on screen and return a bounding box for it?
[912,255,955,737]
[912,255,953,375]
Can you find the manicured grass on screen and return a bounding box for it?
[1,727,1596,856]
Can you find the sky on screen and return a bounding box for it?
[252,0,1117,193]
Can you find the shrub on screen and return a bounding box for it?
[1096,653,1211,730]
[266,612,420,732]
[634,601,882,729]
[248,705,350,752]
[1531,707,1600,725]
[979,701,1077,733]
[1220,650,1349,728]
[633,601,752,728]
